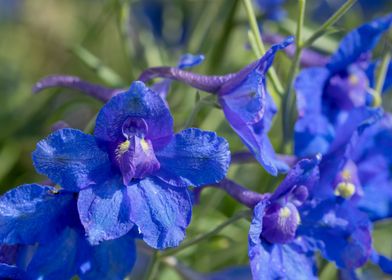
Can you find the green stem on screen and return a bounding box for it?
[160,210,251,258]
[280,0,306,152]
[303,0,357,48]
[144,250,160,280]
[242,0,284,99]
[375,52,391,95]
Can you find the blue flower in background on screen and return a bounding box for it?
[249,155,373,279]
[255,0,286,21]
[294,14,392,157]
[32,81,230,249]
[139,37,294,176]
[0,184,136,279]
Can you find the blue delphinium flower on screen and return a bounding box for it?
[32,81,230,249]
[294,14,392,157]
[0,184,136,279]
[248,155,373,279]
[138,37,294,176]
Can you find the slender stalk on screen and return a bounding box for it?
[375,52,391,95]
[242,0,284,97]
[160,209,251,257]
[303,0,357,48]
[144,250,160,280]
[281,0,306,152]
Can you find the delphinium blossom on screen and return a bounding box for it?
[32,81,230,250]
[294,14,392,157]
[210,155,373,279]
[138,37,294,176]
[0,184,136,279]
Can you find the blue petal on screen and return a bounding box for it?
[371,251,392,275]
[77,177,134,245]
[270,155,321,201]
[294,67,333,157]
[155,128,230,187]
[221,93,288,175]
[0,263,27,280]
[177,53,205,69]
[79,235,136,280]
[32,128,111,192]
[0,184,73,245]
[94,81,174,149]
[27,227,85,279]
[327,14,392,73]
[219,36,294,124]
[249,201,316,275]
[299,199,372,269]
[127,177,192,249]
[295,67,330,117]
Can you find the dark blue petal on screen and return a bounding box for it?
[127,177,192,249]
[0,263,27,280]
[27,227,84,279]
[371,251,392,275]
[77,177,134,245]
[327,14,392,73]
[294,67,333,157]
[94,81,174,149]
[0,184,73,245]
[271,155,321,201]
[299,199,372,269]
[221,93,288,175]
[79,235,136,280]
[295,67,330,117]
[155,128,230,187]
[294,115,335,157]
[32,128,111,191]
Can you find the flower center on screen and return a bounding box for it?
[114,117,160,185]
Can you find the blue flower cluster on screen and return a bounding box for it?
[1,11,392,280]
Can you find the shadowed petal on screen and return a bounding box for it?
[32,128,111,192]
[155,128,230,187]
[127,177,192,249]
[79,235,136,280]
[77,177,134,245]
[0,184,73,245]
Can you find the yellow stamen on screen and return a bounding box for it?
[279,207,291,218]
[349,74,359,85]
[140,138,150,152]
[334,182,355,199]
[115,140,130,158]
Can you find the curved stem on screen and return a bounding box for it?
[144,250,160,280]
[375,52,391,95]
[33,75,123,102]
[281,0,306,152]
[213,178,269,208]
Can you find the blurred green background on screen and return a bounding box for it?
[0,0,391,279]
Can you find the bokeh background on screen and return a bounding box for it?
[0,0,391,279]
